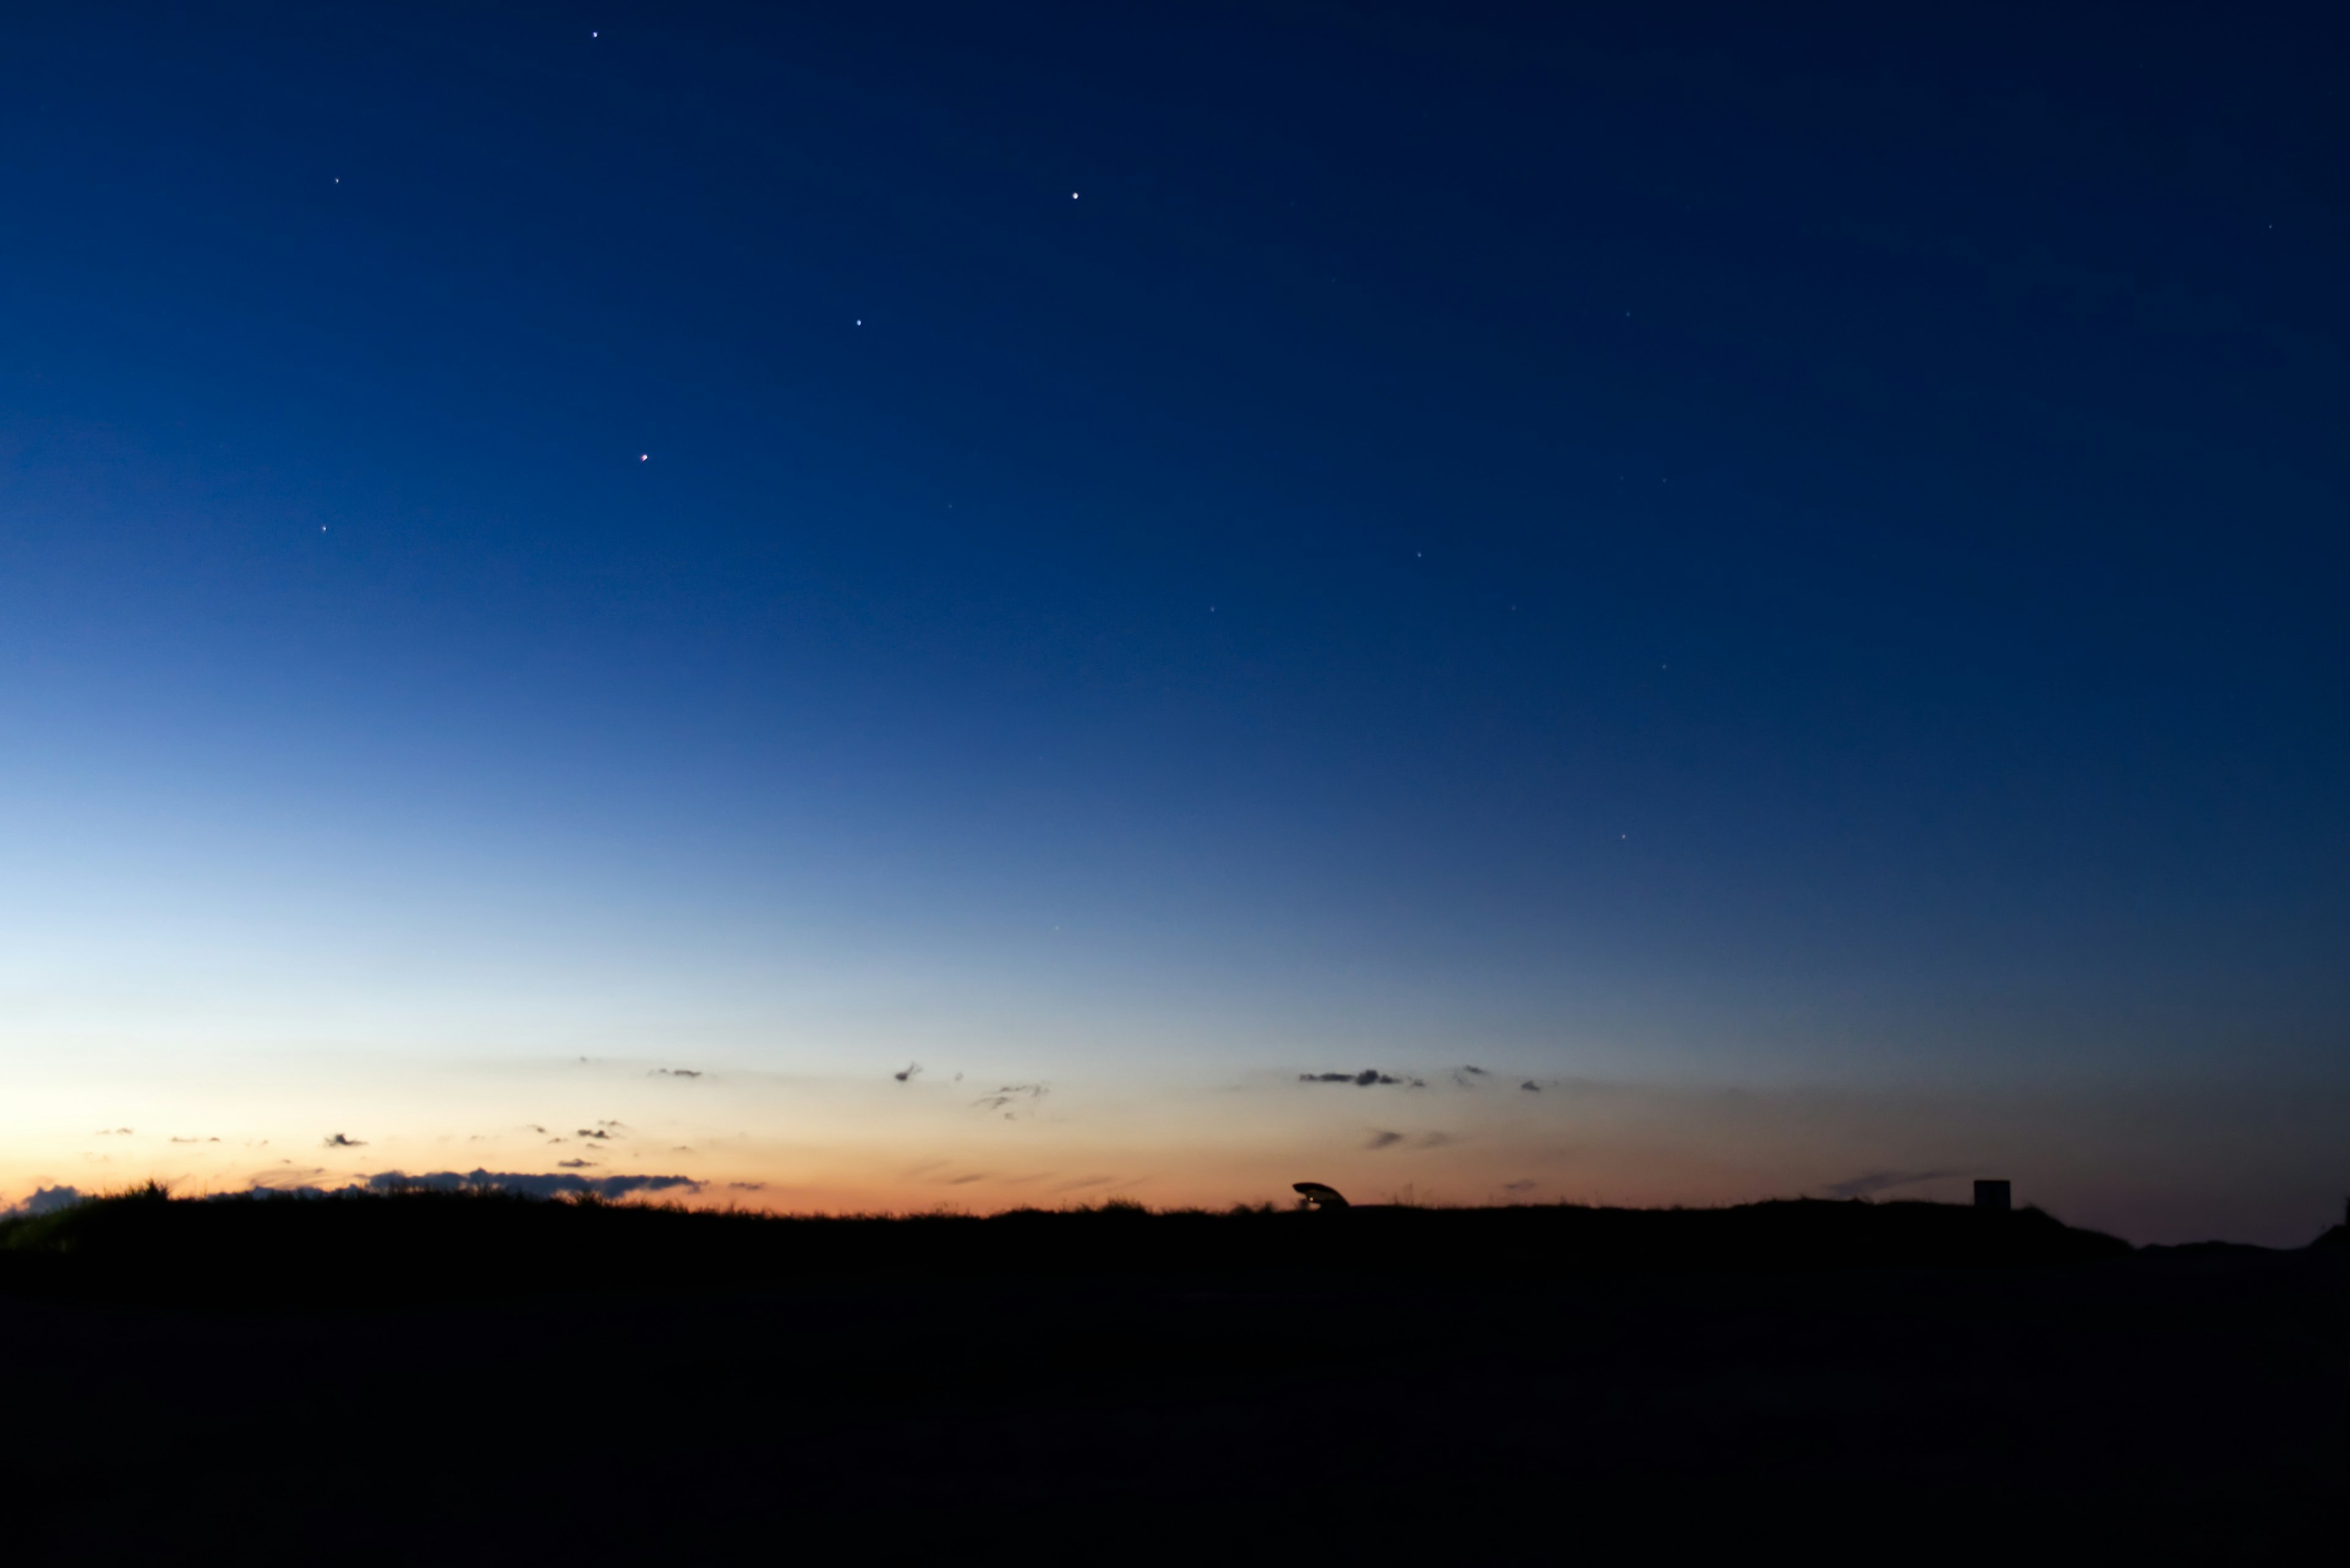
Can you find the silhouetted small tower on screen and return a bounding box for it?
[1974,1179,2011,1212]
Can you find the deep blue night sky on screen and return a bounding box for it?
[2,3,2343,1238]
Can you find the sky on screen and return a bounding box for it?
[2,2,2343,1244]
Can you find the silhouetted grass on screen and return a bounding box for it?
[0,1181,2133,1307]
[0,1182,2336,1563]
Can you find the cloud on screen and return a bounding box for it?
[1501,1179,1537,1193]
[168,1137,221,1144]
[894,1061,922,1083]
[972,1083,1048,1116]
[728,1181,766,1191]
[4,1185,88,1218]
[361,1170,701,1201]
[1824,1169,1960,1200]
[576,1128,613,1140]
[323,1133,366,1148]
[946,1174,987,1186]
[652,1069,702,1079]
[1452,1066,1490,1088]
[1054,1174,1114,1192]
[1367,1130,1455,1151]
[1520,1081,1542,1092]
[1299,1070,1422,1088]
[557,1159,597,1169]
[94,1128,132,1136]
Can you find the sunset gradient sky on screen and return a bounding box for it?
[4,2,2344,1242]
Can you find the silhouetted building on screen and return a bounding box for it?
[1974,1179,2011,1212]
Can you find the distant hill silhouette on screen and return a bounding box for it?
[0,1183,2141,1306]
[0,1182,2337,1562]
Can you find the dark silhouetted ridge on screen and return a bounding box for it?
[1,1185,2132,1307]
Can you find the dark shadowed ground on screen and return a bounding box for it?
[2,1193,2339,1561]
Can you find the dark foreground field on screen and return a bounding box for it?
[3,1191,2340,1561]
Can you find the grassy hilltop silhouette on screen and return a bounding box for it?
[1,1184,2337,1561]
[0,1181,2139,1303]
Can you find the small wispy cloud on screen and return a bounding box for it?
[973,1083,1048,1116]
[652,1069,703,1079]
[1520,1081,1542,1092]
[1367,1130,1453,1151]
[323,1133,366,1149]
[1299,1070,1422,1088]
[1824,1169,1960,1200]
[893,1061,923,1083]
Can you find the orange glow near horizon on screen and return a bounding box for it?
[7,1052,2336,1244]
